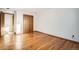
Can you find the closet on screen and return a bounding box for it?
[23,15,33,33]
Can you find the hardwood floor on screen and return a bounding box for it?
[0,31,79,50]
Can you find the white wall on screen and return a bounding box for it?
[14,10,23,34]
[35,8,79,42]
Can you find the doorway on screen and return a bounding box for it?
[0,13,14,35]
[4,14,14,34]
[23,15,33,33]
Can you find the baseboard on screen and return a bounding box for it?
[35,31,79,43]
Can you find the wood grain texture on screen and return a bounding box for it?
[0,31,79,50]
[23,15,33,33]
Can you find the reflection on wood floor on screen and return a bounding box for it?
[0,31,79,50]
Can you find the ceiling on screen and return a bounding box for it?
[2,8,49,13]
[12,8,48,13]
[0,8,51,14]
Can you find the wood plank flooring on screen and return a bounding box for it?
[0,31,79,50]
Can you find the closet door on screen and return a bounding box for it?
[23,15,33,33]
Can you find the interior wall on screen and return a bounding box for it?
[35,8,79,42]
[14,11,23,34]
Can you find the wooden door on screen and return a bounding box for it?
[23,15,33,33]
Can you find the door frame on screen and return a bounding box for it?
[2,13,14,35]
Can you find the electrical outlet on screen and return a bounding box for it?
[72,35,74,39]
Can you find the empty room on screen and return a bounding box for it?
[0,8,79,50]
